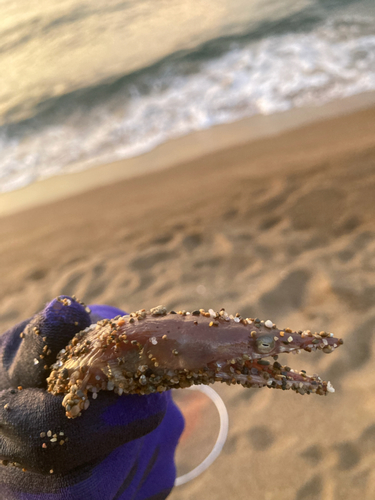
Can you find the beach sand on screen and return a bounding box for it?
[1,102,375,499]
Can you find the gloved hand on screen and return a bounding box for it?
[0,296,184,500]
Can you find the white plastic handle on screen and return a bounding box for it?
[174,385,229,486]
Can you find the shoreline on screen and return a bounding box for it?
[2,90,375,218]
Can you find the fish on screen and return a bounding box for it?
[46,306,343,418]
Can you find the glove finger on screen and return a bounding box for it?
[89,304,127,323]
[0,387,168,476]
[1,296,91,390]
[134,396,185,498]
[0,318,30,390]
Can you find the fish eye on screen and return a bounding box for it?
[256,335,275,354]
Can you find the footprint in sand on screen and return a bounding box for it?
[335,442,361,471]
[83,262,109,302]
[150,233,173,245]
[326,314,375,383]
[288,188,346,232]
[300,445,324,466]
[247,425,275,451]
[57,270,86,297]
[194,257,222,269]
[259,191,289,213]
[26,268,48,281]
[258,269,311,318]
[222,434,238,455]
[298,419,375,499]
[182,232,203,251]
[338,231,374,257]
[331,274,375,312]
[258,215,281,231]
[333,215,361,236]
[222,208,239,220]
[295,474,323,500]
[130,250,177,271]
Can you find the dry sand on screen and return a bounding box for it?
[1,103,375,499]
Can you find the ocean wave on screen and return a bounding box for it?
[1,14,375,192]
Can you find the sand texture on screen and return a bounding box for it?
[1,105,375,499]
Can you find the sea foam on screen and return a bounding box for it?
[1,15,375,192]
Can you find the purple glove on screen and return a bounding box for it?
[0,296,184,499]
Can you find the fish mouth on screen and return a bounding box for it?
[214,326,342,395]
[216,358,335,395]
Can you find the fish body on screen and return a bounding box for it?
[47,307,343,418]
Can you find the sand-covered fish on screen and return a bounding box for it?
[47,306,343,418]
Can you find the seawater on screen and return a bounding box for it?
[1,0,375,192]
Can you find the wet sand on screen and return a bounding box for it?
[1,102,375,499]
[2,90,375,219]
